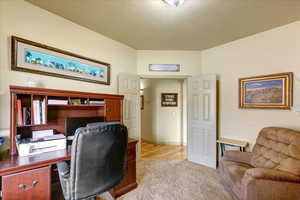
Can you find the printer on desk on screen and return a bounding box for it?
[16,129,66,157]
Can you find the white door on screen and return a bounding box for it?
[118,73,141,155]
[187,74,217,168]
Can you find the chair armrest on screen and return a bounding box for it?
[57,161,70,179]
[56,161,71,200]
[223,150,253,165]
[243,168,300,184]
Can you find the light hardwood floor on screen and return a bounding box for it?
[141,141,187,160]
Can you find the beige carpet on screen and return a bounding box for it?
[118,160,233,200]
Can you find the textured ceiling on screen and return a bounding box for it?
[26,0,300,50]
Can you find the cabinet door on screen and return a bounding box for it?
[2,166,51,200]
[106,99,122,121]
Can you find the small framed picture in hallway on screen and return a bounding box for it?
[161,93,178,107]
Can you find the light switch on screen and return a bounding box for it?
[293,106,300,116]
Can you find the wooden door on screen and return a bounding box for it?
[2,166,51,200]
[106,99,122,121]
[118,73,141,156]
[187,75,217,168]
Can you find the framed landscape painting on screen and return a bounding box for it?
[12,36,110,85]
[239,72,293,109]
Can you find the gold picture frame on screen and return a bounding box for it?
[12,36,110,85]
[239,72,293,109]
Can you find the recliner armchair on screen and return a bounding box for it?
[218,127,300,200]
[57,122,128,200]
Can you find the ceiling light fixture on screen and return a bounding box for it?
[163,0,185,7]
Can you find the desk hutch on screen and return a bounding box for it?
[0,86,138,199]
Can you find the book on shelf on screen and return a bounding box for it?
[42,100,46,124]
[22,107,31,126]
[48,99,69,105]
[33,99,46,125]
[16,100,32,126]
[16,99,23,126]
[22,107,27,126]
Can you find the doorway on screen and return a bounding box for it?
[140,78,187,160]
[118,73,217,168]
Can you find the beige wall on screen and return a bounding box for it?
[201,21,300,149]
[137,50,200,145]
[0,0,136,130]
[137,50,201,76]
[141,79,186,145]
[2,0,300,151]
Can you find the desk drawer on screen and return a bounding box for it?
[2,166,51,200]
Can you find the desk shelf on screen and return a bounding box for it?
[10,85,123,155]
[47,104,105,108]
[17,124,48,128]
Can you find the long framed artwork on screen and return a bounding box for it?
[12,36,110,85]
[239,72,293,109]
[161,93,178,107]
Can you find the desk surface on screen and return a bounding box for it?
[0,138,137,176]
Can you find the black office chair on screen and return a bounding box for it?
[57,122,128,200]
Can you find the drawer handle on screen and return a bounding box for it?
[18,181,38,191]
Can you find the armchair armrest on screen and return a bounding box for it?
[243,168,300,183]
[223,150,253,165]
[241,168,300,200]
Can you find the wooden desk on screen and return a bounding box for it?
[0,139,138,199]
[217,138,248,156]
[2,86,138,200]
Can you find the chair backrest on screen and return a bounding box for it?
[251,127,300,176]
[69,123,128,199]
